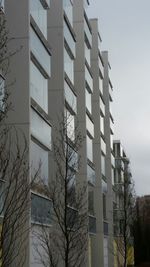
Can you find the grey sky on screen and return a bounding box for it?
[87,0,150,196]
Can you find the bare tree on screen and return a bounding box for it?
[33,114,88,267]
[113,158,135,267]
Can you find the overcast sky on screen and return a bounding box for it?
[87,0,150,196]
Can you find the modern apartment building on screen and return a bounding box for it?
[2,0,115,266]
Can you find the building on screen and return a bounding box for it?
[1,0,116,266]
[113,140,134,267]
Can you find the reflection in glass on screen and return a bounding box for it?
[87,165,95,184]
[30,27,51,76]
[30,0,47,38]
[31,140,48,184]
[64,48,74,85]
[86,89,92,114]
[86,135,93,162]
[65,81,77,113]
[31,108,51,149]
[31,193,51,224]
[86,115,94,138]
[30,61,48,112]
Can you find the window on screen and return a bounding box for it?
[88,190,94,215]
[86,89,92,114]
[85,42,90,66]
[99,76,103,95]
[65,81,77,113]
[31,193,51,224]
[86,135,93,162]
[30,61,48,112]
[0,75,4,112]
[64,48,74,85]
[86,115,94,138]
[103,194,107,220]
[30,0,47,38]
[87,165,95,185]
[85,65,93,92]
[100,97,105,116]
[63,0,73,26]
[101,154,105,177]
[31,108,51,149]
[0,0,4,10]
[102,179,107,194]
[64,20,75,58]
[66,108,75,141]
[100,115,104,135]
[101,138,106,155]
[30,27,51,76]
[31,140,48,184]
[84,16,92,47]
[67,145,78,171]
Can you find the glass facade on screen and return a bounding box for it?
[31,140,48,184]
[31,193,51,224]
[100,97,105,116]
[64,48,74,84]
[30,0,47,38]
[30,61,48,112]
[64,20,75,58]
[31,108,51,149]
[87,135,93,162]
[65,81,77,113]
[99,76,103,95]
[86,88,92,114]
[30,27,51,76]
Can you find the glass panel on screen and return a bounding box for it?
[99,76,103,95]
[85,65,93,92]
[0,0,4,10]
[88,190,94,214]
[30,27,51,76]
[89,215,96,234]
[64,20,75,58]
[110,118,114,134]
[100,97,105,116]
[86,135,93,162]
[101,154,105,176]
[84,16,92,47]
[111,153,115,167]
[102,179,107,194]
[31,193,51,224]
[85,42,90,66]
[101,138,106,155]
[67,145,78,171]
[86,115,94,138]
[31,108,51,149]
[0,76,4,112]
[87,165,95,184]
[64,81,77,113]
[100,115,104,135]
[98,54,104,77]
[103,194,107,220]
[86,89,92,114]
[30,0,47,38]
[30,61,48,112]
[63,0,73,26]
[31,140,48,184]
[66,108,75,141]
[64,48,74,84]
